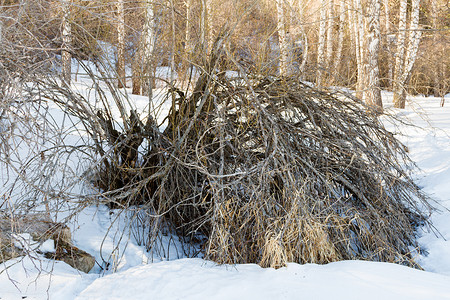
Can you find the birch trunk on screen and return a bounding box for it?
[276,0,290,76]
[393,0,407,108]
[333,0,346,75]
[350,0,364,98]
[383,0,392,88]
[200,0,206,53]
[325,0,334,69]
[292,0,308,75]
[356,0,365,99]
[383,0,389,33]
[169,0,176,83]
[141,0,156,99]
[394,0,422,108]
[61,0,72,85]
[185,0,193,56]
[117,0,126,88]
[431,0,441,97]
[317,0,327,85]
[364,0,382,108]
[298,0,308,75]
[206,0,213,55]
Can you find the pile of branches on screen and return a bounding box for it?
[85,62,433,269]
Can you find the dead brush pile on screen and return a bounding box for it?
[87,66,433,269]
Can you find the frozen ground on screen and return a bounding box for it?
[1,86,450,299]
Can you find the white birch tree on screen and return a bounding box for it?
[200,0,207,53]
[392,0,407,107]
[316,0,327,85]
[185,0,193,56]
[364,0,382,108]
[117,0,126,88]
[206,0,213,55]
[352,0,365,98]
[169,0,176,82]
[141,0,156,98]
[61,0,72,85]
[325,0,334,69]
[296,0,309,75]
[393,0,422,108]
[276,0,290,76]
[333,0,346,75]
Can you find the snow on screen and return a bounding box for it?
[76,259,450,300]
[1,83,450,299]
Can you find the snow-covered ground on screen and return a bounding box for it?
[1,85,450,299]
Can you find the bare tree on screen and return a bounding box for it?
[200,0,207,53]
[185,0,193,56]
[141,0,157,98]
[393,0,422,108]
[325,0,334,69]
[364,0,382,108]
[392,0,407,108]
[333,0,346,76]
[316,0,327,85]
[61,0,72,85]
[276,0,290,76]
[351,0,365,99]
[206,0,213,55]
[117,0,126,88]
[0,17,3,44]
[296,0,309,75]
[169,0,176,82]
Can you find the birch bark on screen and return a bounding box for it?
[117,0,126,88]
[61,0,72,85]
[394,0,422,108]
[325,0,334,69]
[206,0,213,55]
[141,0,156,99]
[356,0,365,99]
[169,0,176,83]
[333,0,345,75]
[364,0,382,108]
[316,0,327,85]
[276,0,290,76]
[200,0,206,53]
[392,0,407,107]
[185,0,193,56]
[297,0,308,75]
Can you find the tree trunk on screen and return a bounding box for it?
[141,0,156,99]
[316,0,327,85]
[333,0,346,76]
[325,0,334,70]
[0,18,3,44]
[61,0,72,85]
[117,0,126,88]
[169,0,176,83]
[356,0,365,99]
[206,0,214,55]
[394,0,422,108]
[393,0,407,108]
[185,0,193,56]
[276,0,290,76]
[297,0,309,75]
[132,50,142,95]
[431,0,440,97]
[350,0,364,98]
[364,0,383,108]
[200,0,207,53]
